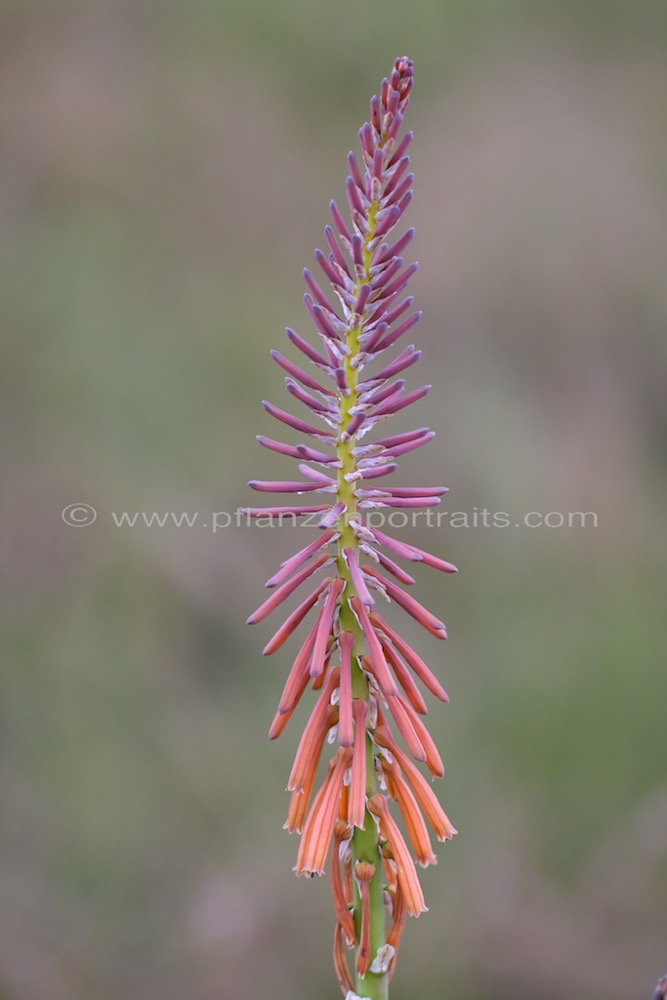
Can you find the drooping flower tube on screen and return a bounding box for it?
[244,57,457,1000]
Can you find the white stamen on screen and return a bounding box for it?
[360,543,380,563]
[366,577,390,602]
[349,352,367,370]
[349,519,375,543]
[370,944,395,975]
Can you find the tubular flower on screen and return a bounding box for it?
[244,57,457,999]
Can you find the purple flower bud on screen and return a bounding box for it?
[363,564,447,638]
[249,478,328,494]
[395,189,413,220]
[371,383,431,418]
[373,310,422,352]
[324,225,350,275]
[271,350,334,397]
[295,443,340,465]
[357,462,398,480]
[340,410,366,442]
[285,378,332,414]
[365,294,414,334]
[314,247,344,289]
[247,552,332,625]
[332,367,348,393]
[383,486,447,498]
[380,77,390,108]
[303,297,342,342]
[343,547,375,606]
[374,550,416,586]
[297,463,335,485]
[373,204,401,241]
[360,495,441,509]
[266,530,337,589]
[386,109,404,142]
[370,257,404,293]
[354,284,372,317]
[262,400,332,438]
[372,147,384,181]
[375,260,418,302]
[387,129,413,168]
[371,612,449,701]
[286,327,330,367]
[328,199,352,246]
[361,378,405,407]
[382,157,411,200]
[318,501,346,529]
[360,320,389,354]
[361,346,420,384]
[256,435,305,460]
[351,233,364,272]
[347,150,365,191]
[350,597,398,697]
[256,436,337,467]
[373,426,429,449]
[384,173,414,209]
[346,175,366,216]
[263,578,331,655]
[373,225,415,266]
[303,267,337,313]
[383,430,436,458]
[243,505,329,519]
[386,88,401,116]
[358,122,374,159]
[370,95,381,135]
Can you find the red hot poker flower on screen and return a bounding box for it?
[245,56,457,999]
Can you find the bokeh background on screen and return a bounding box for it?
[2,1,666,998]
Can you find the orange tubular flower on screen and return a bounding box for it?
[368,794,427,918]
[383,758,436,868]
[331,820,356,947]
[334,921,355,995]
[296,748,352,876]
[354,861,376,978]
[246,57,458,998]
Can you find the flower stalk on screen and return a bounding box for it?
[245,57,457,997]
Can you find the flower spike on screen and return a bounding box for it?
[246,57,457,998]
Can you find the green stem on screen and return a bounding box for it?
[335,202,388,999]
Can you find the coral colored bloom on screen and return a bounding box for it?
[296,749,352,875]
[331,821,356,947]
[288,667,340,793]
[348,700,369,829]
[337,632,356,748]
[334,921,355,995]
[246,57,457,996]
[383,759,436,867]
[368,794,427,917]
[354,861,376,978]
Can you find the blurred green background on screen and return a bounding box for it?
[2,1,666,998]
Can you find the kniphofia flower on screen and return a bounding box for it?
[244,57,457,999]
